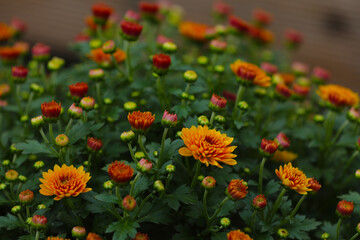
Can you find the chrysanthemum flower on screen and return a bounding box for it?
[92,2,113,25]
[87,232,103,240]
[108,161,134,184]
[226,179,248,200]
[275,83,293,99]
[336,200,354,217]
[308,178,321,192]
[227,229,253,240]
[46,237,71,240]
[69,82,88,100]
[39,164,92,200]
[88,48,126,68]
[0,23,14,41]
[178,125,237,168]
[32,42,51,62]
[132,232,149,240]
[275,162,311,195]
[272,150,298,163]
[179,21,208,42]
[0,46,21,62]
[317,84,359,108]
[230,60,271,87]
[120,20,143,41]
[128,111,155,133]
[41,100,61,122]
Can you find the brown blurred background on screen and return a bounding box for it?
[1,0,360,91]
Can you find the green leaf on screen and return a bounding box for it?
[166,185,197,211]
[211,232,227,240]
[106,220,139,240]
[0,213,22,230]
[286,215,321,240]
[68,122,104,144]
[171,105,191,119]
[338,191,360,202]
[133,175,151,198]
[94,193,119,204]
[15,140,51,155]
[138,205,171,224]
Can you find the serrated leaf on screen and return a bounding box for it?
[166,185,197,211]
[132,175,151,198]
[171,105,191,119]
[138,206,171,224]
[15,140,51,155]
[0,214,22,230]
[68,122,104,144]
[106,220,139,240]
[94,193,119,204]
[286,216,321,240]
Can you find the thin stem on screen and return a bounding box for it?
[96,24,103,41]
[209,112,216,128]
[130,172,141,197]
[127,143,138,163]
[209,197,229,221]
[17,213,27,229]
[66,197,82,226]
[349,233,359,240]
[96,82,102,113]
[331,120,349,145]
[203,189,210,226]
[258,157,267,194]
[266,188,287,223]
[190,161,201,188]
[336,218,342,240]
[39,128,50,143]
[48,123,55,144]
[157,128,169,168]
[289,195,307,218]
[12,153,17,164]
[25,91,34,115]
[232,85,245,119]
[35,230,40,240]
[87,154,92,170]
[324,110,336,146]
[133,191,154,220]
[156,76,164,109]
[250,210,257,231]
[343,150,359,174]
[65,119,73,136]
[83,111,88,122]
[181,83,191,105]
[15,84,23,115]
[26,205,30,218]
[125,41,133,82]
[138,135,151,162]
[116,186,122,204]
[111,54,124,76]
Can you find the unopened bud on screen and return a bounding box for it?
[103,180,114,190]
[55,134,69,148]
[201,176,216,189]
[2,160,10,166]
[37,204,46,210]
[183,70,198,83]
[20,115,29,123]
[11,205,21,214]
[5,170,18,181]
[34,161,45,169]
[122,195,137,211]
[153,151,159,157]
[198,115,209,126]
[238,101,249,111]
[214,65,225,74]
[124,101,137,111]
[321,233,330,239]
[72,226,87,239]
[19,175,27,182]
[137,158,153,173]
[181,92,189,99]
[355,169,360,179]
[89,69,105,82]
[163,42,177,53]
[135,152,145,160]
[220,217,231,228]
[154,180,164,192]
[215,115,226,123]
[120,131,136,143]
[89,39,102,49]
[103,98,112,105]
[165,164,175,173]
[31,215,47,230]
[0,183,7,190]
[277,229,288,238]
[197,56,208,66]
[314,114,324,123]
[102,40,116,54]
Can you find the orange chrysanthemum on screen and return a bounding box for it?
[87,232,103,240]
[227,229,253,240]
[275,162,311,195]
[88,48,126,67]
[317,84,359,107]
[0,46,21,61]
[46,237,71,240]
[39,164,92,201]
[128,111,155,133]
[108,161,134,184]
[0,84,10,97]
[272,150,298,163]
[0,23,14,41]
[227,179,248,200]
[178,125,237,168]
[179,21,208,42]
[230,59,271,87]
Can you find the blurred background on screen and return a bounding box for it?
[1,0,359,90]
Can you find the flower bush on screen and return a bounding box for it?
[0,1,359,240]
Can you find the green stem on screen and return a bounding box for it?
[138,135,151,161]
[331,120,349,145]
[111,54,124,76]
[87,154,92,170]
[39,128,49,144]
[209,197,229,221]
[35,230,40,240]
[83,111,88,122]
[232,85,245,119]
[25,91,34,115]
[349,232,359,240]
[157,128,169,168]
[190,161,201,188]
[343,151,359,174]
[65,119,73,136]
[17,213,27,229]
[15,84,23,115]
[26,205,30,218]
[125,41,133,82]
[66,197,82,226]
[266,188,287,223]
[130,172,141,197]
[289,195,307,218]
[133,191,154,220]
[48,123,55,144]
[156,76,165,109]
[258,157,267,194]
[250,210,257,231]
[12,153,17,164]
[116,186,122,204]
[336,218,342,240]
[181,83,191,105]
[324,110,336,147]
[203,189,210,226]
[96,82,102,112]
[127,143,138,163]
[209,112,216,128]
[96,24,103,41]
[163,173,173,194]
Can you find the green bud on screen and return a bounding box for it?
[244,227,251,233]
[154,180,165,192]
[31,115,45,128]
[83,161,89,167]
[0,183,7,190]
[21,91,29,100]
[102,40,116,54]
[103,180,114,190]
[20,115,29,123]
[181,92,189,99]
[238,101,249,111]
[25,217,32,225]
[162,42,177,53]
[89,39,102,49]
[197,56,208,66]
[135,152,145,160]
[254,88,267,98]
[176,131,182,138]
[153,151,159,157]
[55,134,69,148]
[37,204,46,210]
[11,205,21,214]
[18,175,27,182]
[34,161,45,169]
[188,95,195,101]
[314,114,324,123]
[215,115,226,123]
[278,229,289,238]
[220,217,231,228]
[48,57,65,71]
[120,131,136,143]
[139,99,147,106]
[103,98,112,105]
[296,108,306,116]
[124,101,137,111]
[202,93,210,99]
[355,169,360,179]
[131,91,140,98]
[165,164,175,173]
[28,154,37,161]
[106,117,115,123]
[214,65,225,74]
[2,160,10,166]
[321,233,330,239]
[30,83,41,93]
[243,168,250,174]
[197,175,204,181]
[183,70,198,83]
[197,115,209,126]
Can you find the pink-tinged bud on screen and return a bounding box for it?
[5,170,18,181]
[213,1,232,17]
[89,68,105,82]
[124,10,141,22]
[122,195,137,211]
[31,215,47,230]
[222,90,236,102]
[10,17,27,34]
[209,93,227,112]
[12,66,28,84]
[92,3,113,25]
[69,82,88,101]
[161,110,177,127]
[153,53,171,75]
[253,9,272,27]
[72,226,86,238]
[308,178,321,193]
[80,96,95,111]
[137,158,153,173]
[275,84,292,100]
[68,103,83,119]
[102,40,116,54]
[32,43,50,62]
[205,27,217,40]
[260,139,278,157]
[202,176,216,189]
[132,232,149,240]
[120,130,136,143]
[210,39,227,53]
[19,189,34,204]
[55,134,69,148]
[291,61,309,76]
[275,132,290,150]
[336,200,354,218]
[252,194,267,210]
[87,137,102,152]
[261,62,278,75]
[312,66,330,84]
[347,107,360,123]
[120,20,143,41]
[355,169,360,179]
[156,34,173,46]
[285,29,303,50]
[293,84,310,99]
[31,115,44,128]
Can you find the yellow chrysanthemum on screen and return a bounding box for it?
[230,59,271,87]
[227,229,253,240]
[272,150,298,163]
[178,125,237,168]
[39,164,92,200]
[275,163,311,195]
[317,84,359,107]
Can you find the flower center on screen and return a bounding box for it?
[204,135,216,145]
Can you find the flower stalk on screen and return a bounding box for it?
[232,85,245,119]
[266,188,287,223]
[157,127,169,168]
[258,157,267,194]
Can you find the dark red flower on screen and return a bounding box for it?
[92,3,113,25]
[41,100,61,121]
[87,137,103,152]
[120,20,143,41]
[153,53,171,75]
[69,82,89,99]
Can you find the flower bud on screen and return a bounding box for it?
[20,115,29,123]
[275,84,292,100]
[176,131,182,138]
[102,40,116,54]
[122,195,137,211]
[314,114,324,123]
[0,183,7,190]
[19,190,34,204]
[162,110,178,127]
[72,226,87,239]
[137,158,153,173]
[197,175,204,181]
[260,139,278,157]
[277,228,288,238]
[154,180,164,192]
[165,164,175,173]
[34,161,45,169]
[120,130,136,143]
[92,2,113,25]
[89,39,102,49]
[11,205,21,214]
[261,62,278,75]
[183,70,198,83]
[2,160,10,166]
[153,54,171,76]
[252,195,267,210]
[275,132,290,150]
[197,56,208,66]
[12,66,28,84]
[321,233,330,239]
[308,178,321,193]
[355,169,360,179]
[41,100,61,122]
[215,115,226,123]
[26,217,32,225]
[124,9,140,22]
[37,204,46,210]
[220,217,231,228]
[68,103,83,119]
[209,94,227,112]
[120,20,143,41]
[5,170,18,182]
[210,39,227,53]
[312,67,330,84]
[226,179,248,200]
[198,115,209,126]
[89,69,105,82]
[87,137,103,152]
[124,101,137,111]
[10,144,21,154]
[80,96,95,111]
[336,200,354,218]
[347,107,360,123]
[103,98,112,105]
[69,82,88,101]
[201,176,216,189]
[31,215,47,230]
[47,57,65,71]
[135,152,146,160]
[103,180,114,190]
[32,43,50,62]
[214,65,225,74]
[55,134,69,148]
[133,232,149,240]
[181,92,189,99]
[163,42,177,53]
[238,101,249,111]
